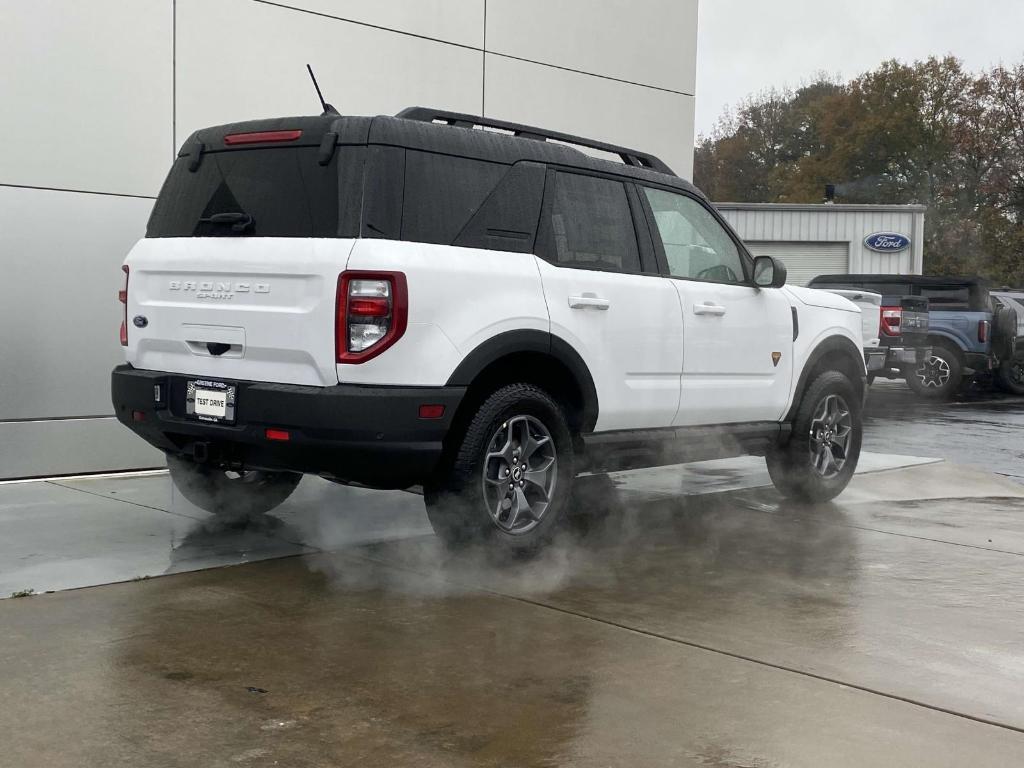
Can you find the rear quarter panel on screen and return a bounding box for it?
[341,240,549,386]
[928,310,990,354]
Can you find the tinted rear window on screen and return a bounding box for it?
[919,286,971,310]
[538,171,641,273]
[400,151,507,245]
[146,146,360,238]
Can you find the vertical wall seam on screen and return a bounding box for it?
[481,0,487,115]
[172,0,177,159]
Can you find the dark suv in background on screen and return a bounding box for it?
[808,275,1018,399]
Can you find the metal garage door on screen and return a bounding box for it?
[744,242,850,286]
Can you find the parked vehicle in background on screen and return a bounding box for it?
[812,288,888,376]
[991,290,1024,395]
[111,107,869,552]
[808,276,931,389]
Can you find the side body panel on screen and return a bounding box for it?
[537,260,683,432]
[341,240,549,386]
[673,282,795,425]
[928,310,991,355]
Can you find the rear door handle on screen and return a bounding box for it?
[569,294,611,310]
[693,302,726,316]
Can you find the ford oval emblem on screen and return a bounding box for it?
[864,232,910,252]
[133,315,148,328]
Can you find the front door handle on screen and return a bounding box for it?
[693,302,727,316]
[569,294,611,310]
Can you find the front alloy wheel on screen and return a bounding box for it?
[809,393,853,479]
[482,415,557,534]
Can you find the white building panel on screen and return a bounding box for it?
[0,0,172,197]
[175,0,483,147]
[485,53,695,179]
[274,0,485,48]
[486,0,697,94]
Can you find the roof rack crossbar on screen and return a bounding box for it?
[396,106,675,176]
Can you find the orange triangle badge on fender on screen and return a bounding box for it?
[772,352,782,367]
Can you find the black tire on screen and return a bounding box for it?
[997,355,1024,395]
[166,455,301,523]
[766,370,863,503]
[905,343,963,400]
[424,384,575,555]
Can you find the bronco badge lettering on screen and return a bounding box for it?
[169,280,270,300]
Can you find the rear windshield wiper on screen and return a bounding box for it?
[199,212,254,233]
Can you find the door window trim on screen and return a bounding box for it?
[636,183,755,286]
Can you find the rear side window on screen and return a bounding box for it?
[538,171,641,272]
[919,286,971,310]
[147,146,359,238]
[400,151,506,246]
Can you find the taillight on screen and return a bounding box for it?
[119,264,129,346]
[880,306,902,337]
[336,271,408,363]
[979,319,990,343]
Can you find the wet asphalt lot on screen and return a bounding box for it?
[2,383,1024,766]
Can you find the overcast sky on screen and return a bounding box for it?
[696,0,1024,138]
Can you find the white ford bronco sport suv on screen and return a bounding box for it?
[112,107,867,552]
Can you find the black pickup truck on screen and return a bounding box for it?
[807,275,930,388]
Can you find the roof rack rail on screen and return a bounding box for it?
[395,106,675,176]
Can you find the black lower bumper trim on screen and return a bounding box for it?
[111,365,465,488]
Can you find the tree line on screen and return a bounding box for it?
[694,57,1024,286]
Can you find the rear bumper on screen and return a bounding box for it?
[864,347,888,372]
[887,346,930,366]
[111,365,464,488]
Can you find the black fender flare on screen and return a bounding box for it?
[787,335,866,421]
[446,330,599,432]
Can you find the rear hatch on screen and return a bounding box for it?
[897,296,930,348]
[125,117,368,386]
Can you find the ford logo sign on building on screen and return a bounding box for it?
[864,232,911,252]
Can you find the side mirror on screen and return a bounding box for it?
[753,255,787,288]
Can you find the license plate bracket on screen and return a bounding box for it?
[186,379,237,423]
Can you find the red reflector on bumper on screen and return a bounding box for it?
[131,410,146,422]
[265,429,291,441]
[418,404,445,419]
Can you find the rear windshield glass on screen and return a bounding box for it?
[146,146,358,238]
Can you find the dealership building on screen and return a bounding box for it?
[0,0,923,479]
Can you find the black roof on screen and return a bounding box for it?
[179,108,699,198]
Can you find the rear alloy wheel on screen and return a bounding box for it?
[766,370,862,503]
[424,384,574,554]
[998,355,1024,396]
[906,344,963,400]
[166,455,301,524]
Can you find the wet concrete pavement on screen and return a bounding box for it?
[3,459,1024,766]
[864,380,1024,484]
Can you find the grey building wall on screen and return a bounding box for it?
[717,203,926,278]
[0,0,698,479]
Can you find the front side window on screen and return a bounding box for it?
[540,172,641,273]
[643,187,745,283]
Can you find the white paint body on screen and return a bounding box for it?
[123,238,865,434]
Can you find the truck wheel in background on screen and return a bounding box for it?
[997,355,1024,395]
[766,370,863,503]
[166,455,301,524]
[424,384,574,555]
[906,343,963,400]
